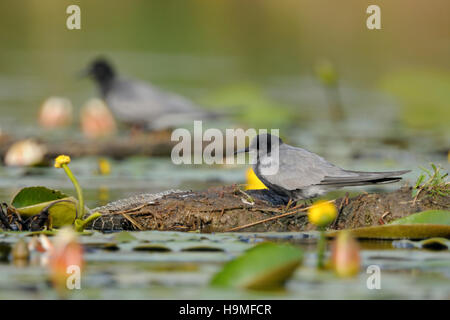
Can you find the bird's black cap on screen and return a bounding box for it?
[82,58,116,84]
[234,133,283,155]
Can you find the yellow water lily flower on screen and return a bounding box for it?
[308,200,337,227]
[97,158,111,175]
[54,155,71,168]
[54,154,85,218]
[245,167,267,190]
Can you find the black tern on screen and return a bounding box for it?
[83,58,217,130]
[236,133,410,202]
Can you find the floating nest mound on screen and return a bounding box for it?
[88,185,450,232]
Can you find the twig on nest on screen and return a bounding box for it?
[225,199,336,232]
[332,192,349,229]
[121,213,145,231]
[238,189,255,205]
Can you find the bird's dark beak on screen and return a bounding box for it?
[234,147,249,155]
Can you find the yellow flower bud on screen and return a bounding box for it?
[54,155,71,168]
[315,60,338,86]
[97,158,111,175]
[308,200,337,227]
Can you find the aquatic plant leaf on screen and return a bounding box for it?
[390,210,450,226]
[181,245,225,252]
[74,212,102,232]
[15,198,78,227]
[11,186,68,208]
[327,224,450,240]
[393,238,449,250]
[113,231,138,243]
[132,244,172,252]
[420,237,449,250]
[210,242,302,290]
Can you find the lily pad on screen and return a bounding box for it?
[15,198,78,227]
[9,186,79,227]
[11,186,68,208]
[181,245,225,252]
[390,210,450,226]
[25,230,93,237]
[113,231,138,243]
[328,224,450,240]
[19,198,79,227]
[210,242,303,290]
[133,244,172,252]
[393,238,450,250]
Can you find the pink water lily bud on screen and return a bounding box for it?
[80,98,117,139]
[28,236,45,253]
[331,231,360,277]
[49,227,84,291]
[40,234,54,252]
[28,234,54,253]
[39,97,73,128]
[4,139,47,167]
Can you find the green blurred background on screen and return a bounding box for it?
[0,0,449,129]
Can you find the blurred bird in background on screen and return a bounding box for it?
[82,58,219,131]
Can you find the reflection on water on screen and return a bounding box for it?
[0,230,449,299]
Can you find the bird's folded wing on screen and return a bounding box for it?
[107,78,205,122]
[262,146,410,191]
[262,146,343,190]
[320,170,411,185]
[107,81,165,120]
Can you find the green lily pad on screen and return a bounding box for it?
[327,224,450,240]
[210,242,303,290]
[390,210,450,226]
[181,245,225,252]
[16,198,78,227]
[10,186,78,227]
[114,231,138,243]
[25,230,93,237]
[11,186,68,208]
[132,244,172,252]
[420,238,450,250]
[393,238,449,250]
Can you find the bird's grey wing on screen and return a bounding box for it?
[106,78,206,124]
[105,79,167,122]
[261,145,346,190]
[261,145,410,190]
[320,169,411,186]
